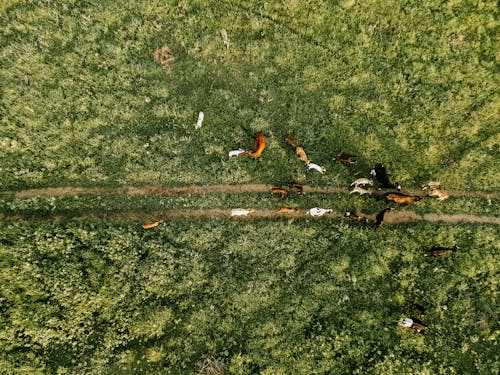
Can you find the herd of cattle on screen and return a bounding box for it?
[142,130,459,335]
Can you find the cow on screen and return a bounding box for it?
[422,181,441,190]
[307,162,326,174]
[340,211,367,222]
[246,131,266,158]
[306,207,333,217]
[350,178,373,187]
[284,133,299,148]
[296,146,310,164]
[385,192,421,205]
[335,152,357,164]
[428,188,449,201]
[398,317,429,335]
[373,207,393,228]
[195,111,204,129]
[271,188,288,197]
[220,29,230,48]
[142,220,164,229]
[279,207,298,213]
[350,186,372,195]
[423,245,458,257]
[371,163,397,189]
[288,182,304,195]
[228,148,246,157]
[231,208,255,217]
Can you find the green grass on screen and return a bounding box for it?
[1,1,499,373]
[0,220,498,373]
[1,0,498,191]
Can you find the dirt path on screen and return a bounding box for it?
[3,184,499,199]
[2,208,499,226]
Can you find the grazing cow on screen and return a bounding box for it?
[228,148,246,157]
[220,29,230,48]
[231,208,255,217]
[371,163,397,189]
[307,162,326,174]
[340,211,367,222]
[410,301,426,316]
[306,207,333,217]
[284,133,299,148]
[279,207,298,213]
[335,152,357,164]
[296,146,310,164]
[398,317,429,335]
[422,181,441,190]
[373,207,393,228]
[195,111,204,129]
[350,178,373,187]
[350,186,372,195]
[428,188,449,201]
[142,220,164,229]
[288,182,304,195]
[271,188,288,197]
[246,131,266,158]
[385,192,421,205]
[424,245,458,257]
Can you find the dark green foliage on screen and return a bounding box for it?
[0,221,498,373]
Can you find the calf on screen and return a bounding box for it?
[296,146,310,164]
[424,245,458,257]
[271,188,288,197]
[307,162,326,174]
[335,152,357,164]
[340,211,367,222]
[428,188,449,201]
[306,207,333,217]
[385,192,421,205]
[279,207,298,213]
[371,163,396,189]
[350,186,372,195]
[284,133,299,148]
[288,182,304,195]
[231,208,255,217]
[350,178,373,187]
[228,148,246,157]
[246,131,266,158]
[398,317,428,335]
[142,220,164,229]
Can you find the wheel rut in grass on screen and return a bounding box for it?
[3,184,500,199]
[1,209,499,226]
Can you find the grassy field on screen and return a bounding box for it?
[1,0,499,374]
[1,221,498,374]
[1,0,498,191]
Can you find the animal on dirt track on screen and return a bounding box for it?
[423,245,458,257]
[279,207,298,213]
[288,182,304,195]
[306,207,333,217]
[427,188,449,201]
[231,208,255,217]
[371,163,397,189]
[398,317,429,335]
[271,187,288,197]
[373,207,393,228]
[246,131,266,158]
[350,186,372,195]
[340,211,367,222]
[142,220,164,229]
[385,192,421,205]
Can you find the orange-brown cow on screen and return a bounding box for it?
[271,188,288,197]
[385,192,421,205]
[424,245,458,257]
[246,131,266,158]
[142,220,164,229]
[278,207,298,213]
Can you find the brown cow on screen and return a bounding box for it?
[424,245,458,257]
[335,152,357,164]
[142,220,164,229]
[288,182,304,195]
[271,188,288,197]
[385,192,421,205]
[279,207,298,213]
[284,133,299,148]
[246,131,266,158]
[340,211,367,222]
[398,317,428,335]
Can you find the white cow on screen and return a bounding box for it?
[305,207,333,217]
[349,186,372,195]
[228,149,246,157]
[230,208,255,217]
[195,111,204,129]
[307,162,326,174]
[350,178,373,187]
